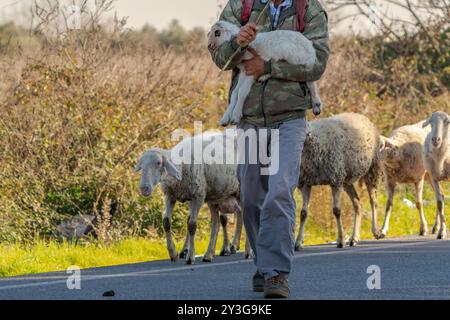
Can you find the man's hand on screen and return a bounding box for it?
[244,48,265,79]
[237,23,258,47]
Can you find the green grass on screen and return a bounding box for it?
[1,184,446,277]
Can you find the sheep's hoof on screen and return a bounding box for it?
[179,249,188,259]
[312,103,323,117]
[230,245,238,255]
[220,117,231,127]
[437,233,447,240]
[220,248,231,257]
[378,233,386,239]
[432,226,439,235]
[349,239,358,247]
[186,257,195,265]
[336,243,345,249]
[202,257,213,263]
[294,242,304,252]
[419,230,428,236]
[244,252,253,260]
[170,254,179,263]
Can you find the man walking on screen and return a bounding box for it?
[209,0,329,299]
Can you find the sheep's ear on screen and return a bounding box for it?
[163,156,182,181]
[133,164,142,173]
[422,118,431,128]
[379,136,396,152]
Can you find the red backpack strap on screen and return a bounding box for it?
[241,0,255,25]
[296,0,308,32]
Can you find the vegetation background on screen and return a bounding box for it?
[0,0,448,276]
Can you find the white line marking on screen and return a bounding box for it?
[0,240,445,291]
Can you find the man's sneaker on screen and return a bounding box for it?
[252,271,265,292]
[264,274,290,299]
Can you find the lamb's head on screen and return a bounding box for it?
[207,21,240,51]
[379,136,400,161]
[423,112,450,149]
[134,149,182,197]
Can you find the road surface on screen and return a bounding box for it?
[1,236,449,300]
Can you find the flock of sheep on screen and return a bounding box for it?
[135,111,450,264]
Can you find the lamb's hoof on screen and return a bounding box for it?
[312,103,323,117]
[230,245,238,255]
[220,116,231,127]
[220,248,231,257]
[230,116,242,125]
[186,257,195,265]
[179,249,188,259]
[349,239,358,247]
[419,230,428,236]
[336,243,345,249]
[378,233,386,239]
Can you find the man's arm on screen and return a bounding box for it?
[209,0,247,70]
[269,4,329,82]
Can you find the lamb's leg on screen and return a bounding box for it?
[219,214,231,256]
[186,198,203,264]
[220,70,244,126]
[203,204,220,263]
[179,216,190,259]
[230,206,243,254]
[430,181,441,234]
[344,184,362,247]
[379,182,396,239]
[415,178,428,236]
[244,234,254,259]
[431,179,447,240]
[295,185,311,251]
[332,186,345,248]
[307,81,323,117]
[162,195,178,262]
[230,75,255,125]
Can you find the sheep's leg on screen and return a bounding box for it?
[366,181,379,239]
[307,81,323,116]
[415,179,428,236]
[162,196,178,262]
[219,214,231,256]
[230,206,243,254]
[220,71,243,126]
[431,179,447,240]
[295,185,311,251]
[430,181,441,234]
[186,198,203,265]
[379,182,396,239]
[203,204,220,263]
[344,184,362,247]
[230,75,254,125]
[332,186,345,248]
[244,234,254,259]
[179,216,190,259]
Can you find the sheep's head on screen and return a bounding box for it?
[423,112,450,149]
[379,136,400,161]
[207,21,239,51]
[134,149,182,197]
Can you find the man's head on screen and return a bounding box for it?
[207,21,240,51]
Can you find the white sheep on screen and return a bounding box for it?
[208,21,323,126]
[135,131,252,264]
[422,111,449,240]
[296,113,382,249]
[378,121,431,238]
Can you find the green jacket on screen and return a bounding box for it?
[209,0,329,127]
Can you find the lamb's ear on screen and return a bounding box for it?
[379,136,396,151]
[163,156,182,181]
[422,118,431,128]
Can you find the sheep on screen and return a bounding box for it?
[378,121,431,238]
[295,113,382,250]
[422,111,450,240]
[207,20,323,127]
[135,131,252,264]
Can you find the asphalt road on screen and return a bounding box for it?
[1,236,450,300]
